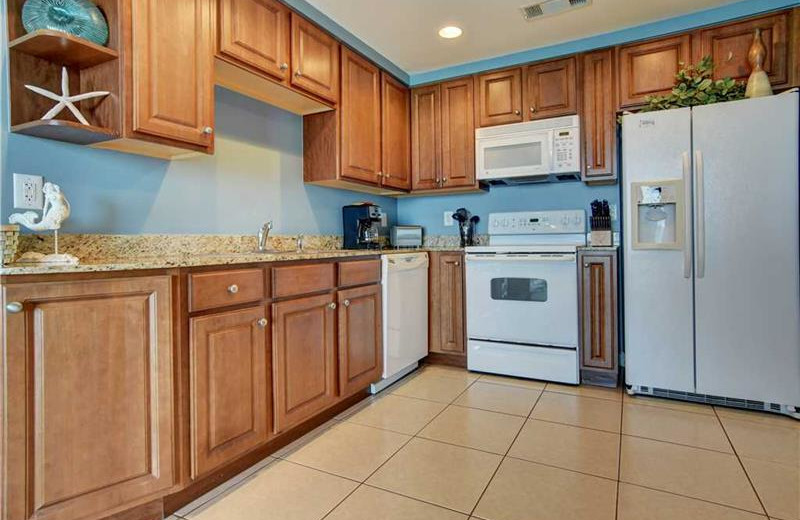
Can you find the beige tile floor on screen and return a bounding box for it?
[171,366,799,520]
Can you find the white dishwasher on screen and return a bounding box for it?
[370,252,429,394]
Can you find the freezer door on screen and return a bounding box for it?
[692,93,800,405]
[622,108,695,392]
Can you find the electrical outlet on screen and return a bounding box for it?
[610,204,618,221]
[380,212,388,228]
[443,211,455,227]
[13,173,44,210]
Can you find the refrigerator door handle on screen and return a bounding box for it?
[694,150,706,278]
[682,151,692,279]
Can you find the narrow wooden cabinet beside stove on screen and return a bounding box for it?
[428,251,466,364]
[578,249,619,387]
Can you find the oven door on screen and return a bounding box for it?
[476,131,553,180]
[465,253,578,348]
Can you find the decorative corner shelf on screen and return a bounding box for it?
[8,29,119,69]
[11,120,118,145]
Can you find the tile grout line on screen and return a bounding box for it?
[466,383,548,518]
[617,480,772,517]
[713,406,770,517]
[615,391,624,520]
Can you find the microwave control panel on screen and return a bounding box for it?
[488,210,586,235]
[552,128,580,173]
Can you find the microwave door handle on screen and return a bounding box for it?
[682,151,692,279]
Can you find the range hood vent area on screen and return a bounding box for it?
[485,172,581,186]
[521,0,591,21]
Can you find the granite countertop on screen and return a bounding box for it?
[0,247,464,276]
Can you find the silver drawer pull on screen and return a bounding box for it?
[343,300,351,307]
[329,302,337,310]
[5,302,23,314]
[228,284,239,294]
[257,318,268,328]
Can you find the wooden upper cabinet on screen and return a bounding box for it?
[582,49,617,182]
[617,34,692,108]
[272,294,338,433]
[190,306,270,479]
[429,252,466,355]
[476,68,523,127]
[441,78,475,188]
[382,73,412,190]
[131,0,214,147]
[3,277,175,520]
[340,48,382,184]
[411,85,441,190]
[338,284,383,397]
[291,13,340,103]
[524,56,578,120]
[696,12,789,87]
[218,0,290,82]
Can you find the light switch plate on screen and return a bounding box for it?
[443,211,455,227]
[13,173,44,210]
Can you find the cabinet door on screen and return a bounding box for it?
[291,13,340,103]
[696,12,788,87]
[3,277,174,520]
[441,78,476,188]
[219,0,290,83]
[411,84,441,190]
[190,306,270,479]
[582,49,617,182]
[340,48,382,184]
[617,34,692,108]
[429,253,465,355]
[272,294,337,433]
[475,68,523,127]
[524,57,578,120]
[131,0,214,147]
[579,253,617,373]
[382,73,412,190]
[338,284,383,397]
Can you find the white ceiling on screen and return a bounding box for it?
[306,0,742,74]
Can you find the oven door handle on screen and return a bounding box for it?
[466,254,576,262]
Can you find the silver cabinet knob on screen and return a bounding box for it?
[455,261,461,266]
[280,63,289,71]
[442,177,448,184]
[584,263,590,268]
[5,302,23,314]
[377,171,383,177]
[203,126,214,135]
[228,284,239,294]
[257,318,268,328]
[530,106,537,113]
[514,109,521,115]
[295,70,303,77]
[329,302,337,310]
[343,299,351,307]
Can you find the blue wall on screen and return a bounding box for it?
[2,87,398,235]
[397,183,619,236]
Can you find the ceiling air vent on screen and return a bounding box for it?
[520,0,591,21]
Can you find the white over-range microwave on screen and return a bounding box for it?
[475,115,581,185]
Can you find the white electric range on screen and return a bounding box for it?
[465,210,586,384]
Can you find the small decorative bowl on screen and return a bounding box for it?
[22,0,109,46]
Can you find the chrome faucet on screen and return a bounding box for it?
[257,221,273,252]
[296,233,305,252]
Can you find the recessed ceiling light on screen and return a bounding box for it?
[438,26,463,39]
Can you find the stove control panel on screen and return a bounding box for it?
[488,210,586,235]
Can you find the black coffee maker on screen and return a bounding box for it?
[343,203,383,249]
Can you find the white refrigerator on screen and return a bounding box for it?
[623,92,800,412]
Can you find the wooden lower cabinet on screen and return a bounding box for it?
[272,293,338,433]
[2,276,175,520]
[429,252,466,356]
[190,306,271,479]
[338,284,383,397]
[578,250,619,387]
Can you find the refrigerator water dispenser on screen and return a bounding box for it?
[631,180,685,250]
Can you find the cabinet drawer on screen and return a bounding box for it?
[190,269,266,312]
[272,263,335,298]
[339,259,381,287]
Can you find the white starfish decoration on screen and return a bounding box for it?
[25,67,109,126]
